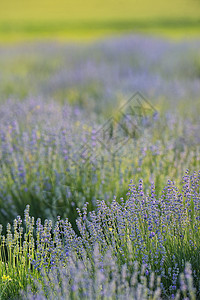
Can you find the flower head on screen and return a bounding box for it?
[2,275,12,282]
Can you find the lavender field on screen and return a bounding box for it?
[0,35,200,299]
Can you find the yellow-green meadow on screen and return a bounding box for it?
[0,0,200,41]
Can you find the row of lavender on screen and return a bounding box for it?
[0,36,199,228]
[0,97,199,228]
[0,171,199,299]
[0,36,200,111]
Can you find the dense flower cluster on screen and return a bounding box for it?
[23,256,195,299]
[1,171,200,298]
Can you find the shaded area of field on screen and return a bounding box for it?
[0,18,200,41]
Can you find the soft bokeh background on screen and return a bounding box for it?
[0,0,200,41]
[0,3,200,298]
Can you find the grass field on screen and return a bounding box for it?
[0,0,200,41]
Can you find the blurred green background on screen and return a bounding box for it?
[0,0,200,41]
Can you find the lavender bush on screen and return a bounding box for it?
[0,171,200,299]
[23,259,195,300]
